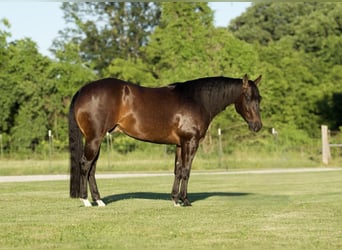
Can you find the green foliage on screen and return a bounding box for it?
[52,2,161,74]
[0,38,50,152]
[230,2,342,134]
[0,20,95,154]
[103,57,156,86]
[0,3,340,161]
[143,3,215,82]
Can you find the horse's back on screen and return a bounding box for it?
[77,78,126,96]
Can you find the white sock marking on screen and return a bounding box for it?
[96,200,106,207]
[81,198,92,207]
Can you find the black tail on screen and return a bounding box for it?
[69,92,83,198]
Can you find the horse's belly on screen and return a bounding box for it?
[116,115,180,145]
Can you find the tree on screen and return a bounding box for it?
[0,19,13,134]
[229,3,319,45]
[0,19,96,154]
[1,38,51,153]
[143,2,214,82]
[229,2,342,137]
[229,3,342,61]
[52,2,161,74]
[48,44,96,144]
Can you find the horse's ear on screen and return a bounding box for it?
[242,74,249,91]
[254,75,262,85]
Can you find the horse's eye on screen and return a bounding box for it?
[244,94,251,102]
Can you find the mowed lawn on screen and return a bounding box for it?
[0,170,341,249]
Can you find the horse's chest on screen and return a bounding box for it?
[173,109,207,138]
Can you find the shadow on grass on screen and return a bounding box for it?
[102,192,251,205]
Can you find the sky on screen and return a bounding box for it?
[0,2,251,58]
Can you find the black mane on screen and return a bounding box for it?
[170,76,244,119]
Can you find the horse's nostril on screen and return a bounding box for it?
[249,122,262,132]
[255,122,262,132]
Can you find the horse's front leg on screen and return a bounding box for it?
[179,137,199,206]
[171,146,182,206]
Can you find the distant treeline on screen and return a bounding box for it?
[0,3,341,156]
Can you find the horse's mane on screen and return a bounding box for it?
[169,76,242,92]
[169,76,243,118]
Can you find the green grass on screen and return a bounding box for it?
[1,170,342,249]
[1,146,334,176]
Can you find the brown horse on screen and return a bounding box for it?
[69,74,262,207]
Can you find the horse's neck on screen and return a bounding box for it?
[195,79,242,120]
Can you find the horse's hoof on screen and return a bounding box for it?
[173,201,181,207]
[182,200,192,207]
[80,198,92,207]
[96,200,106,207]
[173,199,192,207]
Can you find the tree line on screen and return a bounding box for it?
[0,2,341,157]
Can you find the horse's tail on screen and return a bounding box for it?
[69,92,83,198]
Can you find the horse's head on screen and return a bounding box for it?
[235,74,262,132]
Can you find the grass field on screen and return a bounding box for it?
[0,147,331,176]
[1,170,342,249]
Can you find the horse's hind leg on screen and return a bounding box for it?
[88,152,106,206]
[79,155,92,207]
[80,138,102,207]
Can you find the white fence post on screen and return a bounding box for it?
[321,125,331,165]
[218,128,223,168]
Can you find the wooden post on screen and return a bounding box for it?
[321,125,331,165]
[48,130,52,168]
[218,128,223,168]
[106,132,111,169]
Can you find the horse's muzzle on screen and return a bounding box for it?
[249,121,262,132]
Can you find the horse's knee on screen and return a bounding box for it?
[181,168,190,180]
[174,160,181,172]
[80,156,91,175]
